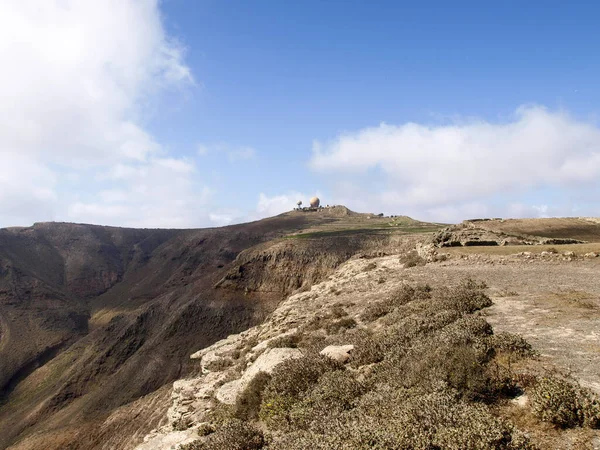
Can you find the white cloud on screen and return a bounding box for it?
[310,106,600,221]
[196,143,257,163]
[250,192,320,220]
[197,144,210,156]
[0,0,202,227]
[227,147,256,163]
[68,158,213,228]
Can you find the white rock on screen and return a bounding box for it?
[134,429,198,450]
[320,344,355,363]
[215,347,303,405]
[511,394,529,408]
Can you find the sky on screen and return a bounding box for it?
[1,0,600,228]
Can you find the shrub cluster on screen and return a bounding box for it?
[267,333,300,349]
[530,376,600,428]
[259,354,343,428]
[196,279,545,449]
[488,332,538,359]
[180,419,264,450]
[268,388,536,450]
[399,250,426,267]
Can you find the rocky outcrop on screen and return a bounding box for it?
[432,221,586,248]
[320,344,354,363]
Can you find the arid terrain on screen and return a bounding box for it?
[1,211,599,449]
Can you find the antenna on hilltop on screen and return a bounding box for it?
[296,200,302,210]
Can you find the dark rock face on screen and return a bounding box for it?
[0,213,389,449]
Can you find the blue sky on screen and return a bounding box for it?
[1,0,600,227]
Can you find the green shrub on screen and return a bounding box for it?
[329,304,348,318]
[304,370,365,410]
[259,355,342,428]
[531,376,600,428]
[391,283,432,305]
[196,423,215,436]
[263,354,342,399]
[180,419,264,450]
[233,372,271,421]
[346,329,385,367]
[288,371,366,431]
[488,332,538,359]
[268,387,536,450]
[324,317,357,334]
[360,300,392,322]
[268,334,300,349]
[438,278,492,313]
[204,357,234,372]
[437,315,493,352]
[363,262,377,271]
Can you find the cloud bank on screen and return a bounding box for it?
[310,106,600,221]
[0,0,205,227]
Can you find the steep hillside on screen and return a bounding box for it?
[0,209,430,449]
[134,246,600,450]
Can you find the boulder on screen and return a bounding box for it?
[320,344,354,363]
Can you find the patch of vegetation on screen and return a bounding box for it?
[268,333,300,349]
[196,423,215,436]
[172,416,192,431]
[233,372,271,421]
[203,356,235,372]
[259,355,343,429]
[324,317,356,333]
[399,250,426,267]
[360,300,393,322]
[201,279,546,449]
[180,419,265,450]
[488,332,538,359]
[530,376,600,428]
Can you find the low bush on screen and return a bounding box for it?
[488,332,538,359]
[531,376,600,428]
[438,278,492,313]
[360,300,392,322]
[267,333,300,349]
[363,262,377,271]
[172,416,192,431]
[324,317,356,334]
[233,372,271,421]
[287,371,366,431]
[196,423,215,436]
[259,354,343,428]
[345,328,385,367]
[263,354,342,399]
[180,419,265,450]
[204,357,234,372]
[268,387,536,450]
[399,250,426,268]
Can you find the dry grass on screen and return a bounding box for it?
[548,290,598,310]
